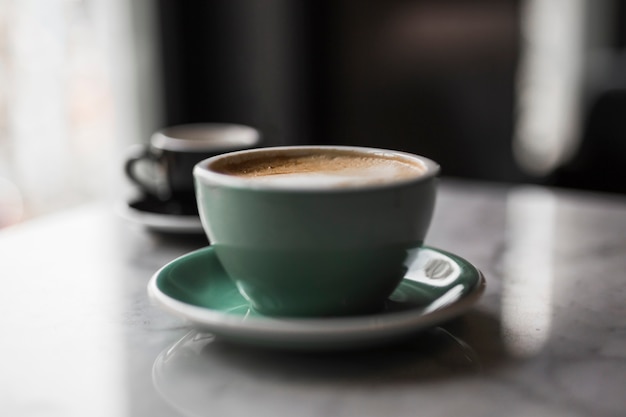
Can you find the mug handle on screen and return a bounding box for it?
[124,144,167,198]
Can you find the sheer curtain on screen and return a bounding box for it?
[0,0,161,228]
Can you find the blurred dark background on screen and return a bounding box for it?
[155,0,626,194]
[2,0,625,227]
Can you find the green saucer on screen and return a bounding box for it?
[148,246,485,350]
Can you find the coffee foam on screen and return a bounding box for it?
[211,151,426,188]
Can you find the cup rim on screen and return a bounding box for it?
[193,145,440,192]
[151,123,260,153]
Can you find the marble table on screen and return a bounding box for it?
[1,179,624,417]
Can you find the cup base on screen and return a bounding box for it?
[246,297,389,318]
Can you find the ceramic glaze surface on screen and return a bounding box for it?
[149,245,485,349]
[194,146,439,316]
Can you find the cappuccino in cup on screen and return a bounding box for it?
[194,146,439,317]
[210,148,427,188]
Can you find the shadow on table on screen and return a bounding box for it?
[151,310,511,415]
[206,310,506,382]
[153,309,508,389]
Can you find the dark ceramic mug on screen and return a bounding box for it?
[125,123,261,205]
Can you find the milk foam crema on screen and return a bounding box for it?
[211,150,427,188]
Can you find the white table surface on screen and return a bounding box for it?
[1,179,625,417]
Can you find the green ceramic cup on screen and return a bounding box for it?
[193,146,439,317]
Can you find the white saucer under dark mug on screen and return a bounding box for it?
[118,195,204,234]
[148,245,486,350]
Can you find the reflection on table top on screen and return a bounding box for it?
[1,179,625,417]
